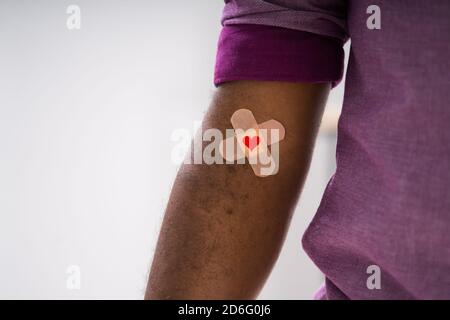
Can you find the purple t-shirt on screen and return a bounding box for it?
[215,0,450,299]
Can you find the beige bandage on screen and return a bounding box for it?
[219,109,286,177]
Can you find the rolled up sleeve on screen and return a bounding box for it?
[214,0,348,87]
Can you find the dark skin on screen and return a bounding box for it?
[145,81,330,299]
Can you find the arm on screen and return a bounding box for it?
[145,80,330,299]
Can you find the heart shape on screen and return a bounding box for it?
[243,135,260,151]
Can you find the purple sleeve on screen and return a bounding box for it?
[214,24,345,87]
[214,0,348,87]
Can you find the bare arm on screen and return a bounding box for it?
[145,81,330,299]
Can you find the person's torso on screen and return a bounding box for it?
[303,0,450,299]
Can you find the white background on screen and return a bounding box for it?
[0,0,348,299]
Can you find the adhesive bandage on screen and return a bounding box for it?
[219,109,286,177]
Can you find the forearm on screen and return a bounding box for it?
[145,81,330,299]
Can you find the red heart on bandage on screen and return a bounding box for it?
[243,136,260,151]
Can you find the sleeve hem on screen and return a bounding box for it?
[214,24,345,88]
